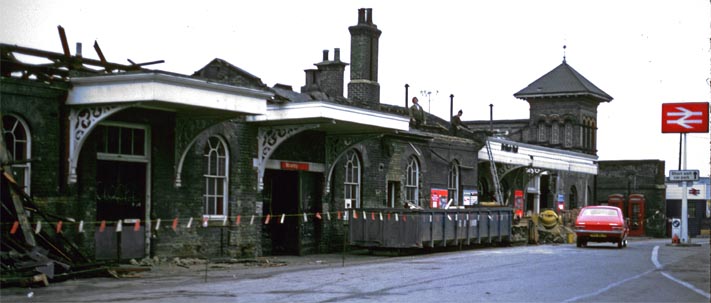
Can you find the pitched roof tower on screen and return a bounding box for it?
[514,57,612,155]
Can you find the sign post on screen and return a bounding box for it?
[661,102,709,244]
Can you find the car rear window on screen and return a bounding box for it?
[582,209,618,216]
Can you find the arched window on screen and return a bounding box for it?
[2,115,31,194]
[564,121,573,148]
[590,120,597,153]
[551,123,560,145]
[344,149,361,208]
[582,117,596,153]
[405,156,420,207]
[447,161,459,206]
[537,121,547,142]
[203,136,229,217]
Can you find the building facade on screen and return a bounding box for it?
[595,160,667,237]
[464,59,611,216]
[2,8,627,263]
[666,177,710,237]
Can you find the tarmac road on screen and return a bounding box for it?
[1,238,709,302]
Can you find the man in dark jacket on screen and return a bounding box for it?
[409,97,425,127]
[450,109,468,135]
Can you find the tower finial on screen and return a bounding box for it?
[563,45,567,63]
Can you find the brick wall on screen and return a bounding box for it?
[597,160,667,236]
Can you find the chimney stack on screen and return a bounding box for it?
[347,8,382,107]
[302,48,348,98]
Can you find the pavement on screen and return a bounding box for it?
[0,248,397,298]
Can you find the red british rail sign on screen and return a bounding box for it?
[661,102,709,133]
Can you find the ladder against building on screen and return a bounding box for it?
[485,139,504,205]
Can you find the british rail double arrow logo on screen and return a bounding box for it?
[661,102,709,133]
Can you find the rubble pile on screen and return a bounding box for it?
[1,163,111,287]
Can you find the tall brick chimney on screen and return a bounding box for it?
[348,8,381,106]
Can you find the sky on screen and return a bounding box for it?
[2,0,710,177]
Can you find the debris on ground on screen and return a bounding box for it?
[1,156,112,288]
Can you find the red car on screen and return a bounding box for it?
[574,205,629,248]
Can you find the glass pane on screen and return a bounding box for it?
[94,126,106,153]
[206,196,215,215]
[133,129,145,156]
[14,140,26,161]
[14,121,25,140]
[120,127,131,154]
[216,178,224,193]
[207,179,215,195]
[344,184,352,199]
[107,126,119,154]
[216,196,224,215]
[218,156,226,176]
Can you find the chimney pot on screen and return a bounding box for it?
[334,48,340,61]
[76,42,82,57]
[322,49,329,61]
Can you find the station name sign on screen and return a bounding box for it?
[281,161,309,171]
[501,143,518,153]
[668,170,700,182]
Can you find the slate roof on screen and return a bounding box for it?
[192,58,269,91]
[513,60,612,102]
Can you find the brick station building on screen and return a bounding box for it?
[2,8,621,260]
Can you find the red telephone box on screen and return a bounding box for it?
[607,194,625,211]
[628,194,645,236]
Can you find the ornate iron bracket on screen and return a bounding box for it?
[256,124,320,191]
[499,163,525,180]
[173,118,228,188]
[67,105,131,184]
[323,134,382,194]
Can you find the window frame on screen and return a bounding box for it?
[448,161,460,207]
[96,122,149,163]
[343,149,361,209]
[2,114,31,194]
[203,136,229,219]
[405,156,420,207]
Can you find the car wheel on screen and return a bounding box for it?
[617,240,623,249]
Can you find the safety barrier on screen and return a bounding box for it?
[349,207,513,249]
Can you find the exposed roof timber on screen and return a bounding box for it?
[1,43,143,72]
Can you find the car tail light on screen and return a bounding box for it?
[575,222,585,230]
[610,223,623,231]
